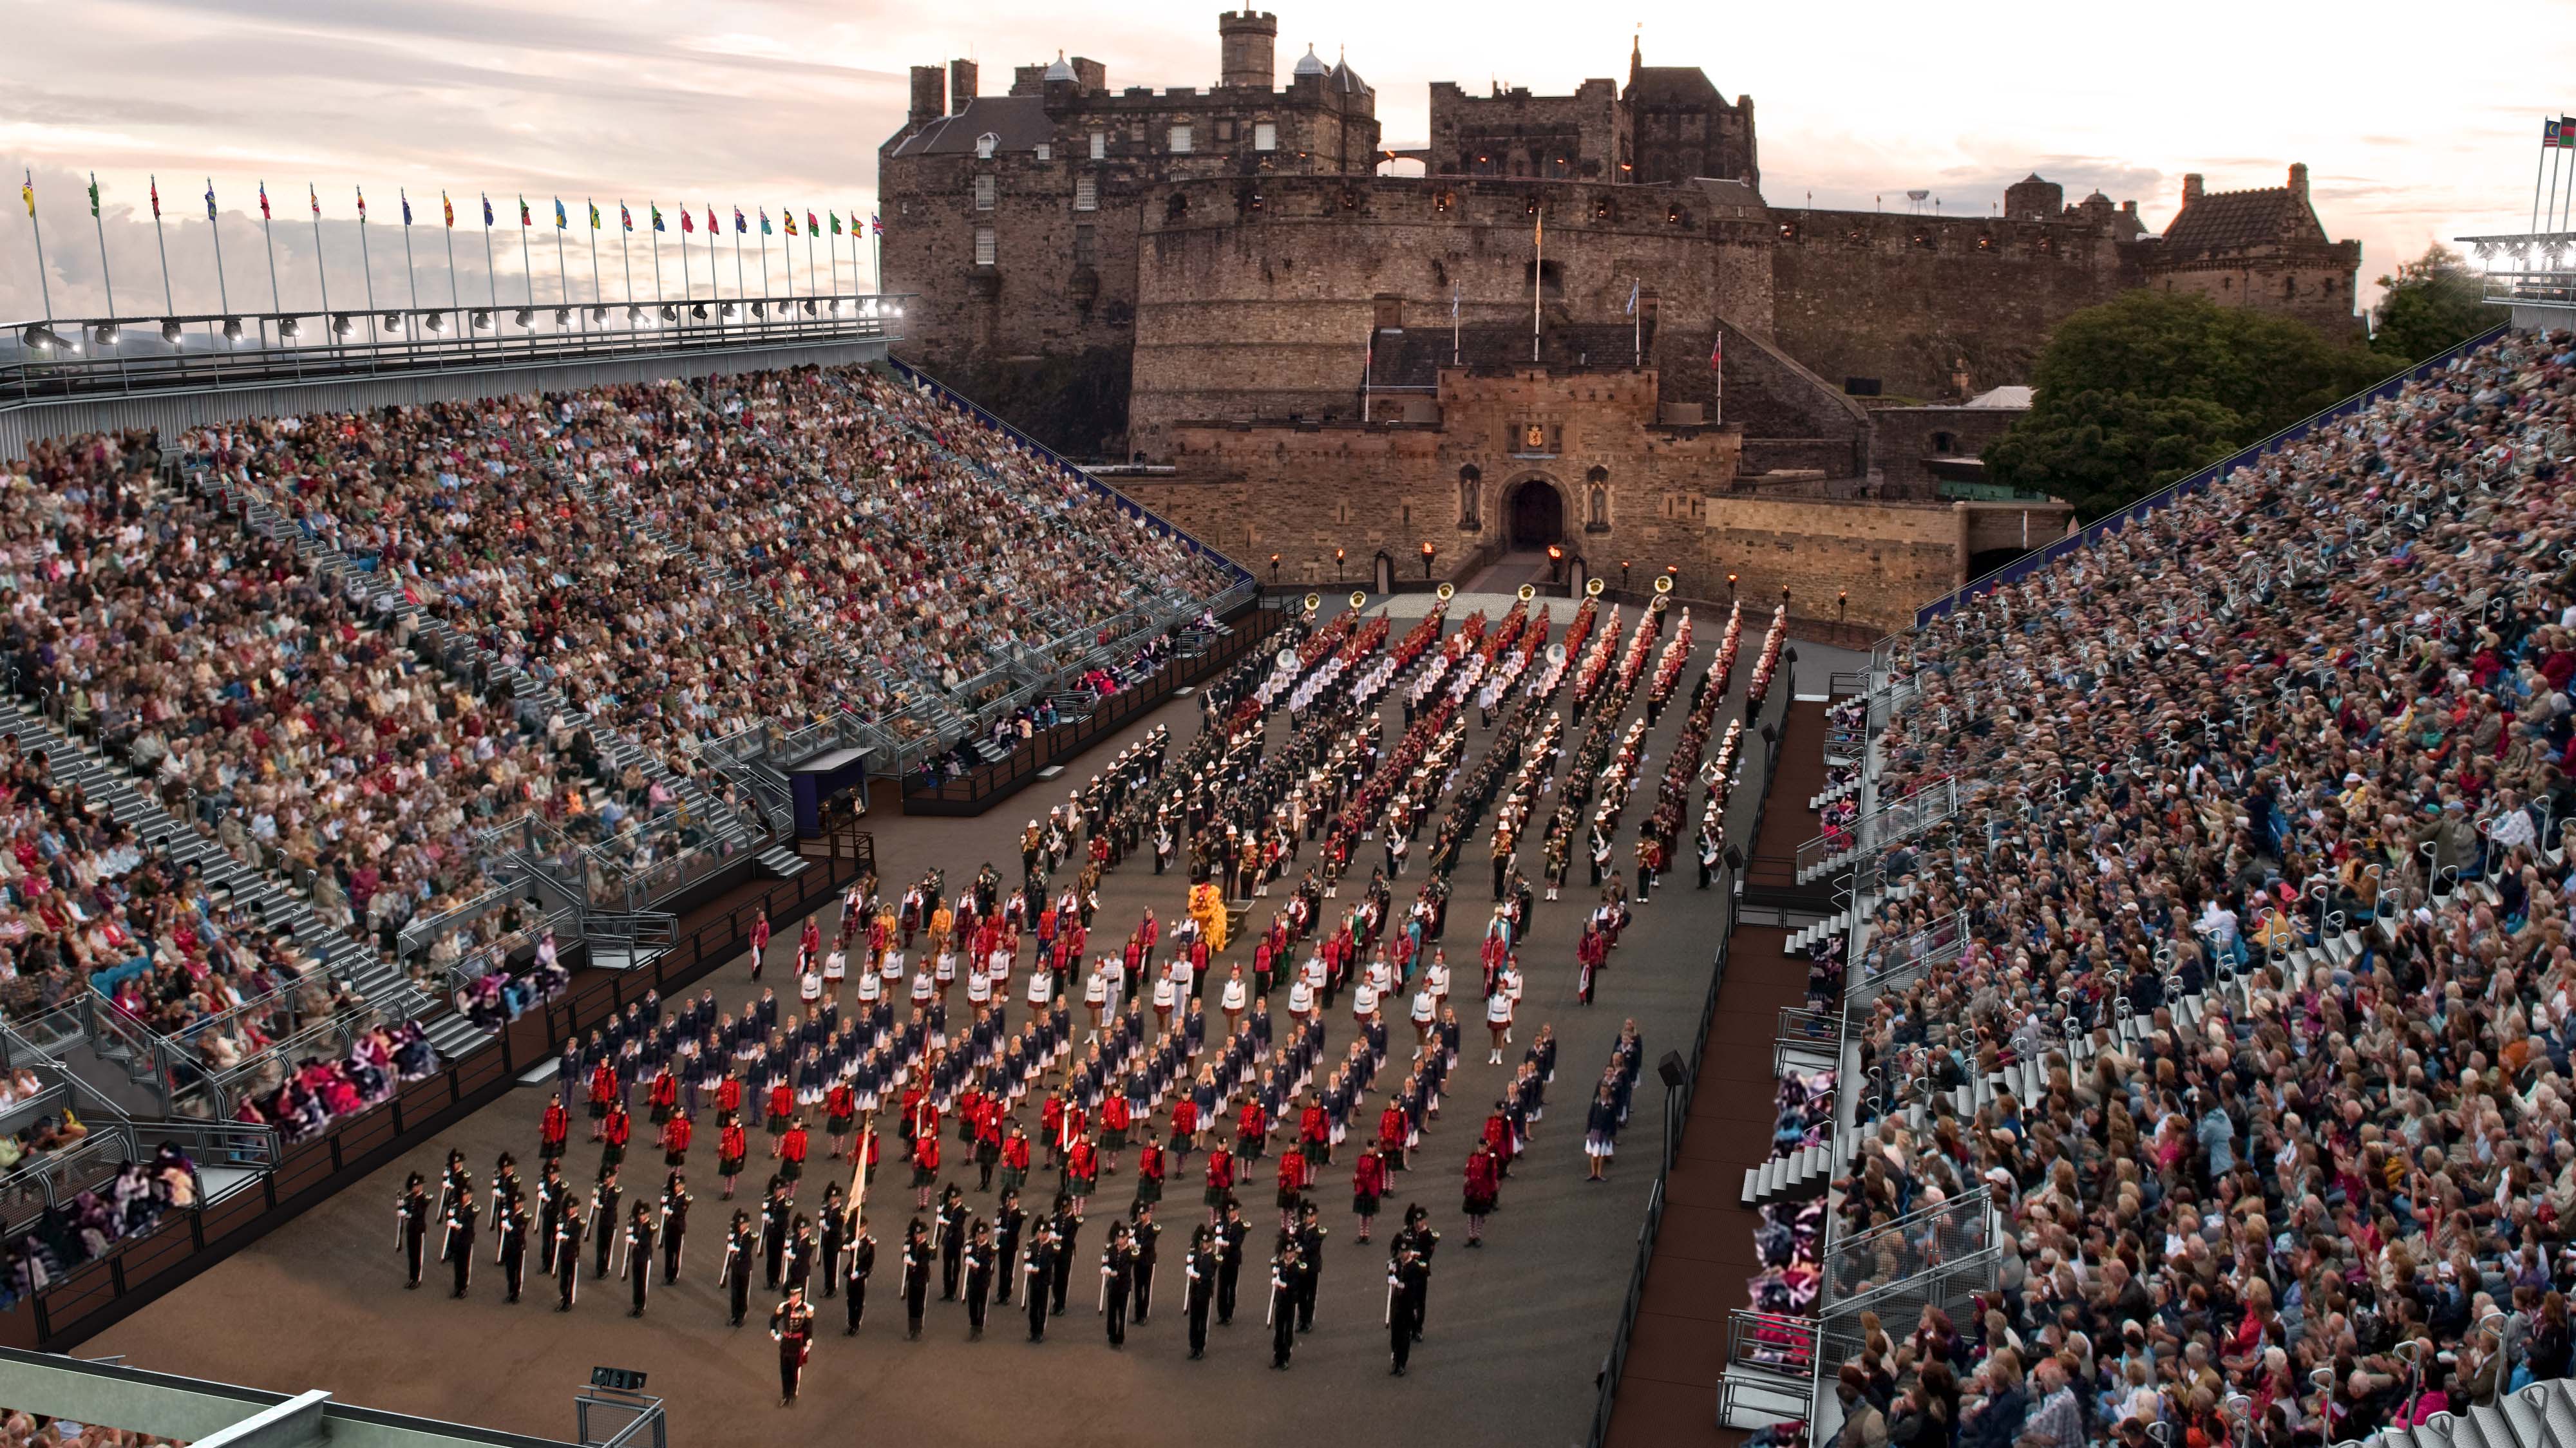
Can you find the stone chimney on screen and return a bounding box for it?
[909,65,946,128]
[1219,10,1278,89]
[2287,162,2309,204]
[2181,173,2204,208]
[949,59,978,113]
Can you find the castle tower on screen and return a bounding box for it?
[1219,10,1278,89]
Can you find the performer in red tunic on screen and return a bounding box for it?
[586,1060,618,1140]
[1462,1140,1500,1246]
[660,1112,693,1170]
[1274,1146,1309,1233]
[1351,1146,1389,1243]
[1203,1143,1235,1226]
[717,1116,748,1199]
[539,1097,570,1162]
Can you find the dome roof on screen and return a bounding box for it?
[1044,51,1075,82]
[1331,57,1367,92]
[1293,43,1329,77]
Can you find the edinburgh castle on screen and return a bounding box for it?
[879,14,2362,632]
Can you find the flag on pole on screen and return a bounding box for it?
[514,196,527,227]
[1625,278,1638,315]
[259,182,271,220]
[589,200,601,229]
[484,194,495,227]
[554,198,567,229]
[734,207,748,234]
[308,182,319,218]
[18,170,31,219]
[87,175,100,218]
[444,192,456,227]
[2562,117,2576,149]
[1709,330,1723,371]
[869,214,882,236]
[759,208,772,236]
[150,177,160,219]
[705,205,717,234]
[1450,281,1459,319]
[651,203,665,232]
[806,210,819,234]
[356,186,367,222]
[829,212,842,236]
[620,202,632,232]
[2550,118,2566,147]
[206,181,218,221]
[681,206,694,234]
[403,192,413,226]
[784,211,798,237]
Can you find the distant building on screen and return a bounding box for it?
[2141,164,2362,339]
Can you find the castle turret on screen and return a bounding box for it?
[1220,10,1278,90]
[907,64,945,129]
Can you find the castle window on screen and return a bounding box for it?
[974,132,998,160]
[1910,229,1933,250]
[1254,123,1277,152]
[1524,260,1563,299]
[1167,193,1190,221]
[1340,187,1359,211]
[1074,224,1097,265]
[1034,143,1051,161]
[974,175,996,211]
[1434,190,1454,213]
[1090,131,1106,160]
[1075,176,1097,212]
[1667,203,1685,225]
[1975,233,1994,251]
[1778,220,1798,241]
[1594,196,1615,221]
[1215,118,1237,142]
[974,227,997,267]
[1524,196,1541,218]
[1170,124,1193,153]
[2284,276,2298,298]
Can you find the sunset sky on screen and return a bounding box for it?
[4,0,2570,322]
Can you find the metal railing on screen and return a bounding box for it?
[1848,909,1968,1015]
[1821,1186,1998,1318]
[1793,777,1958,883]
[4,293,911,406]
[1774,1006,1841,1077]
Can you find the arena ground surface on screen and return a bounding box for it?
[84,613,1851,1448]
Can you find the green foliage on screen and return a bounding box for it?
[2371,245,2494,364]
[1984,291,2395,520]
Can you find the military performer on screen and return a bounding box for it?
[1267,1236,1301,1369]
[587,1167,623,1279]
[1388,1237,1432,1375]
[535,1161,569,1277]
[1183,1224,1218,1359]
[1392,1203,1442,1338]
[992,1186,1027,1306]
[1128,1200,1161,1322]
[1023,1217,1057,1342]
[443,1171,478,1299]
[770,1287,816,1407]
[1100,1220,1137,1348]
[815,1183,847,1297]
[719,1210,757,1326]
[659,1171,693,1283]
[842,1213,877,1334]
[963,1219,997,1340]
[397,1172,431,1290]
[900,1218,933,1340]
[759,1181,792,1290]
[553,1198,583,1312]
[936,1183,968,1300]
[1293,1199,1327,1332]
[496,1196,529,1303]
[621,1201,656,1317]
[1216,1198,1249,1324]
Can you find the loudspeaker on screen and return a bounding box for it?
[1785,648,1799,667]
[1656,1051,1689,1091]
[1761,723,1778,747]
[1723,845,1745,870]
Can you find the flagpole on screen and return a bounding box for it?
[1451,281,1459,367]
[401,193,421,358]
[804,221,815,303]
[23,171,56,326]
[357,189,379,349]
[259,183,284,330]
[619,207,634,321]
[2546,146,2562,258]
[1531,203,1542,364]
[483,196,501,315]
[587,200,603,315]
[150,177,175,315]
[831,220,842,301]
[553,206,569,314]
[1632,276,1640,368]
[759,215,771,309]
[308,185,332,355]
[206,181,231,318]
[2535,127,2551,240]
[734,216,746,314]
[88,173,118,324]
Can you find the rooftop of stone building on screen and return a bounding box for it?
[2159,180,2331,258]
[886,95,1054,157]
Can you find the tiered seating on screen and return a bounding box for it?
[1823,329,2576,1445]
[7,429,592,968]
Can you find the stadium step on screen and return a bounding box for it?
[757,845,813,880]
[1807,775,1860,811]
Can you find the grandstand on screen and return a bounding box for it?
[1699,321,2576,1448]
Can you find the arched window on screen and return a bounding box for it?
[1458,465,1482,528]
[1931,431,1957,454]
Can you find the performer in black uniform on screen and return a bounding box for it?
[1267,1236,1301,1368]
[1023,1218,1057,1342]
[1388,1239,1431,1374]
[497,1198,529,1302]
[843,1216,877,1334]
[900,1218,933,1340]
[587,1168,622,1280]
[535,1161,569,1277]
[444,1175,478,1299]
[553,1207,582,1311]
[1217,1199,1249,1324]
[1184,1224,1217,1358]
[397,1172,431,1289]
[659,1171,692,1283]
[936,1184,967,1300]
[719,1210,756,1326]
[1129,1201,1161,1322]
[992,1187,1025,1305]
[963,1219,996,1339]
[1294,1200,1327,1332]
[771,1288,815,1407]
[760,1181,791,1290]
[1101,1221,1137,1347]
[622,1201,656,1317]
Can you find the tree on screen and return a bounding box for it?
[2371,245,2494,364]
[1984,290,2393,520]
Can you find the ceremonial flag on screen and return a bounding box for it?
[620,202,632,231]
[589,200,601,229]
[759,207,772,236]
[651,203,665,232]
[205,181,218,221]
[829,212,842,236]
[869,214,882,236]
[555,197,567,229]
[356,185,367,222]
[308,182,319,218]
[1624,278,1637,315]
[484,194,495,227]
[17,170,30,219]
[403,193,414,226]
[705,205,717,234]
[806,210,819,234]
[784,210,798,236]
[86,174,99,218]
[443,192,455,227]
[681,206,694,234]
[2551,118,2566,147]
[734,206,746,234]
[2564,117,2576,149]
[259,182,271,220]
[149,177,160,219]
[516,196,529,227]
[1709,330,1723,371]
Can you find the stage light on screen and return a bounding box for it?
[860,300,877,318]
[471,310,491,329]
[511,308,533,328]
[21,325,60,353]
[422,312,445,334]
[590,306,608,323]
[330,314,354,336]
[661,305,679,322]
[278,316,300,337]
[220,317,243,342]
[692,303,709,319]
[551,308,570,326]
[159,319,183,344]
[751,301,766,318]
[93,323,118,347]
[384,313,404,332]
[888,303,902,317]
[802,300,816,315]
[721,302,737,317]
[625,306,643,324]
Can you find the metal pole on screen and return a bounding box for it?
[205,180,229,316]
[357,188,379,351]
[88,172,117,322]
[619,206,634,321]
[734,216,745,314]
[758,214,770,311]
[831,218,842,300]
[2535,133,2550,241]
[307,185,332,355]
[150,176,175,314]
[259,183,283,316]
